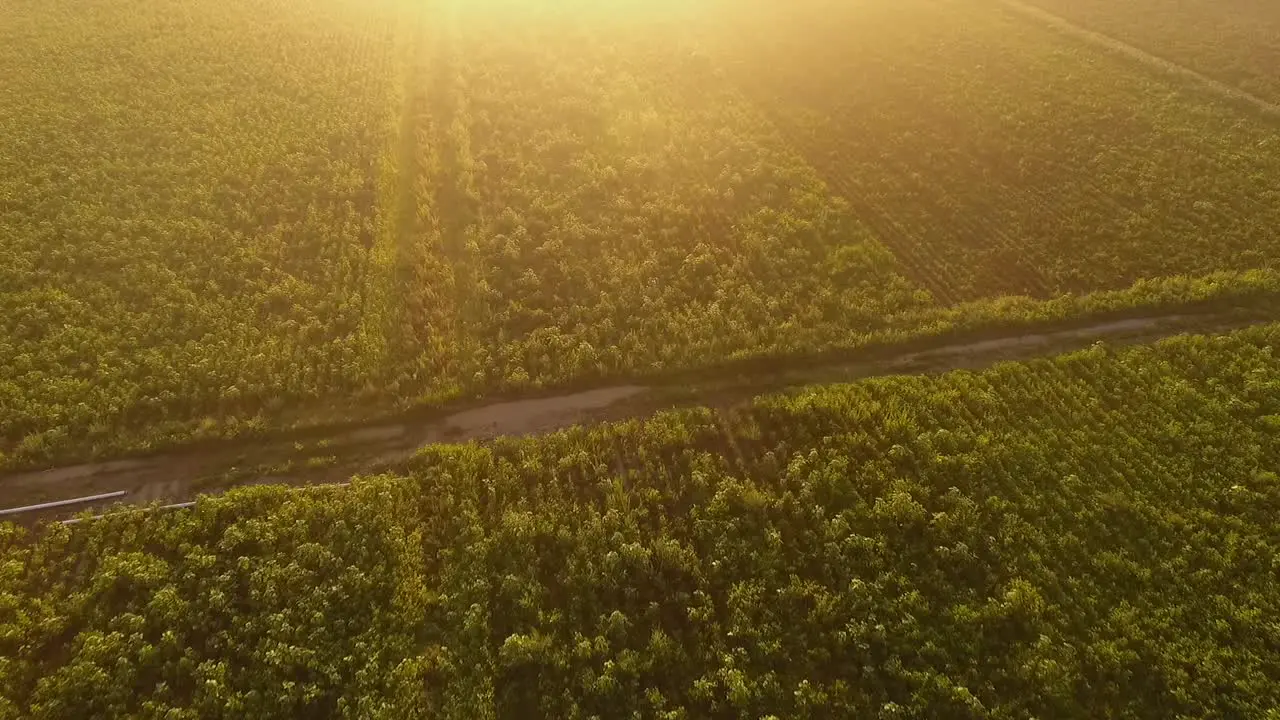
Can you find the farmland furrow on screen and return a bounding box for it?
[389,8,433,364]
[887,106,1062,297]
[865,120,1042,294]
[360,0,460,392]
[714,22,1038,303]
[761,110,964,304]
[874,150,1054,298]
[422,2,486,388]
[707,14,964,304]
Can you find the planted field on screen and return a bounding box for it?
[0,0,411,465]
[1021,0,1280,104]
[3,0,949,468]
[5,0,1280,472]
[713,0,1280,303]
[408,0,932,395]
[7,1,1280,714]
[5,324,1280,716]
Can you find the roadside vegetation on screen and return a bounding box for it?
[4,324,1280,717]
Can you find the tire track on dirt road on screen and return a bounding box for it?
[996,0,1280,120]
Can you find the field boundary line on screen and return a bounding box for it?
[359,4,430,380]
[996,0,1280,119]
[424,1,486,382]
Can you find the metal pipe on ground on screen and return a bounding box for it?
[0,491,128,517]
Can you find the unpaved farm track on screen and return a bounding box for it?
[997,0,1280,120]
[1,311,1273,522]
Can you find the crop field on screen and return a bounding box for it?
[1021,0,1280,103]
[713,0,1280,303]
[5,324,1280,716]
[4,0,1280,470]
[0,0,411,465]
[414,0,932,394]
[6,1,1280,713]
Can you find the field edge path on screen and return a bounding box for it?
[2,309,1274,521]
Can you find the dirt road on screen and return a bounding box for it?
[0,310,1270,522]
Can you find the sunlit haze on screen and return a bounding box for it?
[3,0,1280,714]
